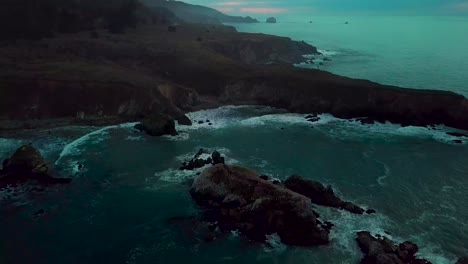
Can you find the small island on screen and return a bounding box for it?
[266,17,277,23]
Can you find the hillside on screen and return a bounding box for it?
[142,0,259,24]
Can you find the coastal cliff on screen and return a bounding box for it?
[0,21,467,131]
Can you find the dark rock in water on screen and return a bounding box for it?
[453,139,463,144]
[136,113,178,137]
[284,175,365,214]
[180,149,225,170]
[211,151,225,165]
[305,114,317,119]
[323,57,331,61]
[259,175,270,180]
[198,120,204,124]
[447,132,468,138]
[34,209,45,216]
[366,209,377,214]
[1,145,72,188]
[190,164,330,246]
[321,221,334,232]
[319,62,324,66]
[280,127,285,130]
[206,119,210,123]
[357,117,376,125]
[307,117,320,122]
[177,115,192,126]
[266,17,277,23]
[78,164,84,170]
[345,22,349,24]
[272,180,281,185]
[456,256,468,264]
[356,231,432,264]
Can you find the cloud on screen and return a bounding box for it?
[453,1,468,10]
[240,7,288,14]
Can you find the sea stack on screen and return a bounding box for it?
[266,17,277,23]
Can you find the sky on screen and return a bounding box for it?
[184,0,468,16]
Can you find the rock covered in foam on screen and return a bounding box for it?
[135,113,178,137]
[284,175,371,214]
[356,231,432,264]
[180,149,225,170]
[190,164,330,246]
[1,145,72,188]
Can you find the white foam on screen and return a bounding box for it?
[264,233,287,253]
[0,138,24,158]
[152,148,239,185]
[126,135,145,141]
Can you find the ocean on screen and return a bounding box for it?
[230,16,468,97]
[1,16,468,264]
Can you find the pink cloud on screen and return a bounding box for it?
[240,7,288,14]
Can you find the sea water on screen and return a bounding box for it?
[1,106,467,264]
[229,16,468,97]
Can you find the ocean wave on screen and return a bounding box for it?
[55,122,138,175]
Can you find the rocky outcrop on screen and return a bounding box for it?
[0,145,72,188]
[180,149,225,170]
[266,17,277,23]
[176,114,192,126]
[190,164,330,246]
[135,113,178,136]
[204,35,319,65]
[457,257,468,264]
[356,231,432,264]
[284,175,369,214]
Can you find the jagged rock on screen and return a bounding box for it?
[211,151,225,165]
[180,149,225,170]
[135,113,178,137]
[1,145,72,188]
[356,231,432,264]
[177,115,192,126]
[453,139,463,144]
[284,175,365,214]
[190,164,330,246]
[366,209,377,214]
[266,17,277,23]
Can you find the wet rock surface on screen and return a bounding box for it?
[284,175,371,214]
[0,145,72,188]
[356,231,432,264]
[190,164,330,246]
[180,149,225,170]
[135,113,178,137]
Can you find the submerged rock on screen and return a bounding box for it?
[190,164,330,246]
[135,113,178,137]
[284,175,367,214]
[356,231,432,264]
[1,145,72,188]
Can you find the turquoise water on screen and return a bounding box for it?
[1,106,467,264]
[229,16,468,97]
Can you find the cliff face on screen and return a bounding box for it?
[0,23,467,131]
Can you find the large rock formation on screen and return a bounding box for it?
[0,145,72,188]
[356,231,432,264]
[284,175,368,214]
[190,164,330,246]
[135,113,178,136]
[266,17,277,23]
